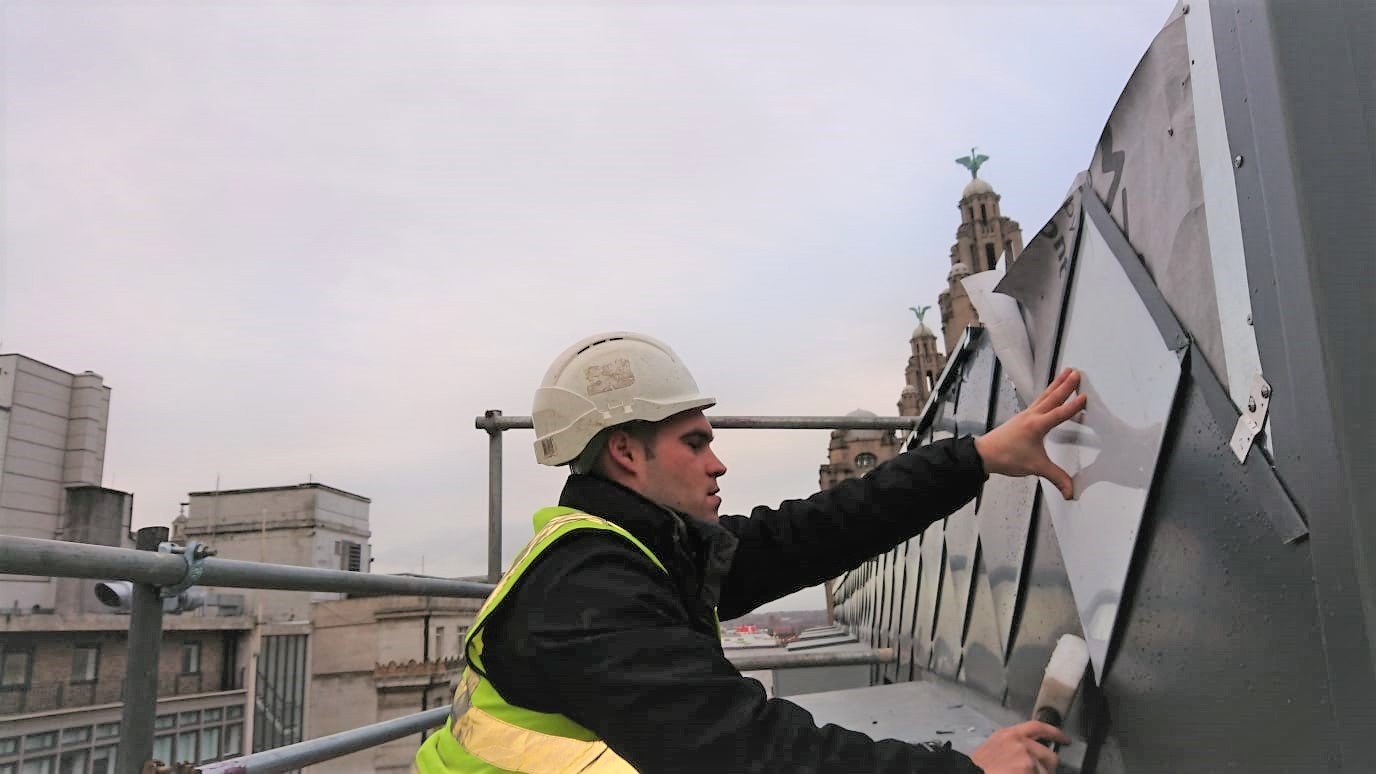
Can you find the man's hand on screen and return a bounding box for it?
[973,368,1087,500]
[970,721,1070,774]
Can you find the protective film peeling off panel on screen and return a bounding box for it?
[1041,212,1182,682]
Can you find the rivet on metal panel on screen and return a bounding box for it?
[1181,3,1190,13]
[1233,154,1245,168]
[1230,374,1272,462]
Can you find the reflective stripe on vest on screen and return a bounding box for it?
[414,507,667,773]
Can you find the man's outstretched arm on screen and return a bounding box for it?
[716,368,1086,617]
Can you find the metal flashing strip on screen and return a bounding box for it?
[1183,0,1268,425]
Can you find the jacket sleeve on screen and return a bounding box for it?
[482,533,982,774]
[716,436,987,618]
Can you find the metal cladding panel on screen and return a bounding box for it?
[931,503,976,679]
[931,344,996,678]
[1041,211,1184,681]
[958,553,1007,701]
[881,542,909,683]
[1092,373,1337,773]
[976,365,1041,660]
[913,519,944,670]
[895,537,922,682]
[1000,498,1083,717]
[951,344,996,439]
[975,473,1037,663]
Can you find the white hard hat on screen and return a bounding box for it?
[532,332,715,466]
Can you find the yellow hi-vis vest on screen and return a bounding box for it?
[414,507,670,773]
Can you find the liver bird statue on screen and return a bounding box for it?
[955,147,989,179]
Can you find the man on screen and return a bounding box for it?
[417,332,1082,773]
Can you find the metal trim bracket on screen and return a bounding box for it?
[1230,374,1272,462]
[158,540,215,598]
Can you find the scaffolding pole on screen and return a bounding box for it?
[0,536,495,599]
[195,706,451,774]
[728,648,895,671]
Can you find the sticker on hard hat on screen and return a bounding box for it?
[585,359,636,395]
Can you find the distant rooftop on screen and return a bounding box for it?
[187,482,371,503]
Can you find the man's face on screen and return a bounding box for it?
[632,410,728,522]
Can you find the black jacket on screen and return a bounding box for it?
[481,436,989,773]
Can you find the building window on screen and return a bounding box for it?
[0,737,17,755]
[91,746,115,774]
[224,724,242,757]
[200,727,220,762]
[338,540,362,572]
[433,627,445,660]
[58,749,88,774]
[180,642,201,675]
[0,649,30,690]
[23,733,56,752]
[984,242,997,271]
[71,644,99,684]
[152,736,174,766]
[177,731,197,764]
[59,728,89,746]
[19,757,53,774]
[979,204,987,223]
[154,715,175,731]
[93,723,119,740]
[855,453,878,469]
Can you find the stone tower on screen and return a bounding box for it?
[898,315,945,417]
[938,168,1024,353]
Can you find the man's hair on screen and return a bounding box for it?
[570,420,660,475]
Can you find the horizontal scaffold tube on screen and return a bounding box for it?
[0,536,495,599]
[728,648,895,671]
[196,706,452,773]
[476,414,920,432]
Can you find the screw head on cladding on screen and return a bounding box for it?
[1233,154,1245,168]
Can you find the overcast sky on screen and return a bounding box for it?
[2,0,1170,611]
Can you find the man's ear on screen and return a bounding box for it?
[603,428,642,477]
